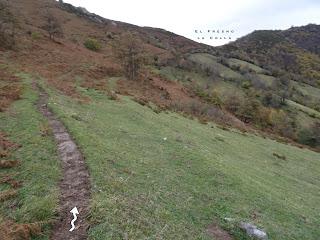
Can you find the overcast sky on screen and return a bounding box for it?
[61,0,320,46]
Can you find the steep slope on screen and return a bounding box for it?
[219,25,320,86]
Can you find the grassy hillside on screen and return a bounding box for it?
[154,50,320,149]
[1,1,320,239]
[226,58,266,74]
[0,77,60,239]
[41,82,320,240]
[188,53,243,80]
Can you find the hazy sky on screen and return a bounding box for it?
[61,0,320,46]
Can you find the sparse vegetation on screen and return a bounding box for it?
[31,31,41,40]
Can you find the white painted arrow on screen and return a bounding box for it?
[69,207,79,232]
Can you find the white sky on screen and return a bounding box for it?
[61,0,320,46]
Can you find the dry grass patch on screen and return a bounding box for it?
[0,189,17,202]
[0,160,20,169]
[0,220,44,240]
[0,175,22,188]
[0,73,22,112]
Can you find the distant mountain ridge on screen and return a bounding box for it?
[219,24,320,87]
[282,24,320,56]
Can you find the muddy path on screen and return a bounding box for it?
[36,84,91,240]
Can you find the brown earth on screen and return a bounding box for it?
[36,84,91,240]
[206,223,234,240]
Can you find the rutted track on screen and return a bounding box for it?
[36,84,90,240]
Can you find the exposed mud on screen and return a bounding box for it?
[36,85,90,240]
[207,223,234,240]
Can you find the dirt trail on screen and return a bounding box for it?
[36,85,90,240]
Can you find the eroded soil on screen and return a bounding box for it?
[36,85,90,240]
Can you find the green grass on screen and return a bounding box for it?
[45,85,320,240]
[156,66,209,85]
[286,99,320,119]
[211,81,246,100]
[256,74,276,87]
[188,53,243,80]
[292,81,320,100]
[285,99,320,130]
[291,81,320,108]
[153,66,246,102]
[227,58,266,74]
[0,77,60,239]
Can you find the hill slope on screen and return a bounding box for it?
[219,25,320,86]
[1,73,320,239]
[1,1,320,239]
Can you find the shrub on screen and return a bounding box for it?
[239,65,250,75]
[256,107,273,127]
[224,93,243,114]
[236,96,260,123]
[193,85,222,107]
[262,92,282,108]
[298,123,320,148]
[84,38,101,51]
[269,109,296,139]
[230,65,241,71]
[217,57,229,67]
[241,80,252,89]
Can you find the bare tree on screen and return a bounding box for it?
[113,32,145,80]
[277,75,292,104]
[0,1,17,49]
[43,10,63,41]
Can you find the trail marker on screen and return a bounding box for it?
[69,207,79,232]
